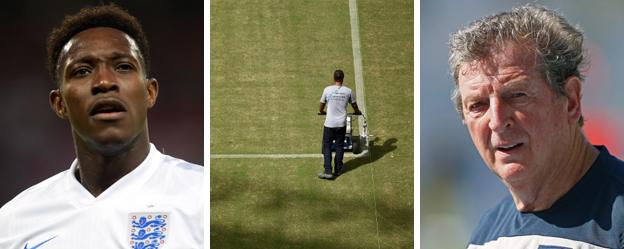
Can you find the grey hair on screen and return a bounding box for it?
[448,4,586,125]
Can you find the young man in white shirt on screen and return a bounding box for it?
[318,69,361,180]
[0,4,203,249]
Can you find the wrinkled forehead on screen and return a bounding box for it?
[458,43,538,83]
[57,27,143,69]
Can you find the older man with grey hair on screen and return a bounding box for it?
[449,4,624,248]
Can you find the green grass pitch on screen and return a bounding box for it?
[211,0,413,248]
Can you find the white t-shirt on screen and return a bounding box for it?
[320,84,356,128]
[0,143,203,249]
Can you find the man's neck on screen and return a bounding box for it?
[73,132,151,197]
[508,129,599,212]
[334,81,343,86]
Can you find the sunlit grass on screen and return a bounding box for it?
[210,0,413,248]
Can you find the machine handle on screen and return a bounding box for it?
[318,112,363,116]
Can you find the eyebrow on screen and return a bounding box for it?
[108,51,136,61]
[499,78,530,92]
[67,51,138,67]
[462,92,487,107]
[461,78,530,104]
[62,51,140,79]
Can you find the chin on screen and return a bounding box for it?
[496,162,529,184]
[91,139,134,155]
[85,131,137,155]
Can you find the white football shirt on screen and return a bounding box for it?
[320,85,356,128]
[0,143,203,249]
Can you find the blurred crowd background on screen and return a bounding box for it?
[0,0,202,206]
[422,0,624,247]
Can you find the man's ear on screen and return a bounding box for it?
[49,89,67,119]
[146,78,159,108]
[563,76,582,124]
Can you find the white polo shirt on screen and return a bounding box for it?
[0,143,203,249]
[320,85,356,128]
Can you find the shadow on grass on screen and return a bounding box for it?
[341,137,398,176]
[211,186,413,249]
[210,139,413,248]
[211,187,366,248]
[211,223,352,249]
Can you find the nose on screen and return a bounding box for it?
[91,67,119,95]
[488,97,513,132]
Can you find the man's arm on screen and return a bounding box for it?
[351,102,362,115]
[319,102,326,115]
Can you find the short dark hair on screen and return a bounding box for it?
[334,69,344,82]
[46,3,150,85]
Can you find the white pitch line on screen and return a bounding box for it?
[349,0,368,137]
[211,150,369,159]
[348,1,380,249]
[349,0,366,112]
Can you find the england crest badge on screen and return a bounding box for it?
[128,212,169,249]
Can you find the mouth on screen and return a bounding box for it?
[495,143,523,152]
[89,99,127,120]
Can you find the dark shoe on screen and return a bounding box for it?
[334,166,344,177]
[318,172,334,180]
